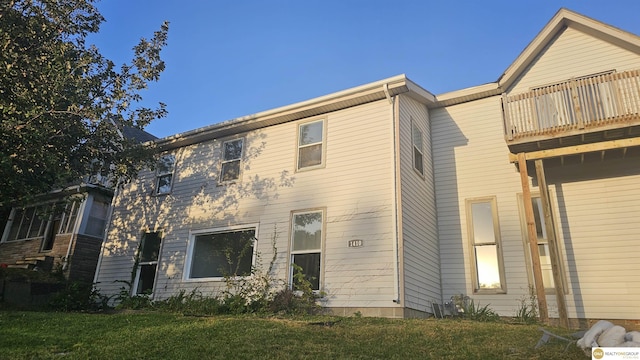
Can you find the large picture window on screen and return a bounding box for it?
[220,138,243,182]
[155,154,176,195]
[133,232,162,295]
[188,228,256,279]
[297,119,325,170]
[466,197,505,293]
[290,210,324,291]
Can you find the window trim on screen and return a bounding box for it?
[296,118,327,172]
[155,153,176,195]
[465,196,506,294]
[288,208,325,292]
[218,137,245,184]
[411,119,425,177]
[516,192,567,295]
[184,224,259,282]
[132,231,163,296]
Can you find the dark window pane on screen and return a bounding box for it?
[156,174,172,194]
[136,264,157,294]
[414,148,424,174]
[190,230,255,278]
[293,253,321,291]
[298,144,322,168]
[17,207,35,239]
[221,160,240,182]
[223,139,243,161]
[140,232,161,262]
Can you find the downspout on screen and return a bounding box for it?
[386,84,401,304]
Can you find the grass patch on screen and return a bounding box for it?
[0,311,586,359]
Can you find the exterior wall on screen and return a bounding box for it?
[397,95,441,313]
[67,234,103,283]
[431,96,529,315]
[96,99,402,311]
[544,158,640,320]
[508,27,640,94]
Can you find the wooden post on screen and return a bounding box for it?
[517,153,549,323]
[535,160,569,328]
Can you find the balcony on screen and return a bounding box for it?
[502,69,640,154]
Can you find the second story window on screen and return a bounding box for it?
[155,154,175,195]
[220,138,243,182]
[412,121,424,176]
[297,119,325,170]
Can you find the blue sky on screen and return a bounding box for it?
[89,1,640,138]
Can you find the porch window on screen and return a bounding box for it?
[466,197,505,293]
[188,228,256,279]
[297,119,325,170]
[3,201,80,243]
[155,154,176,195]
[290,210,324,291]
[134,231,162,295]
[220,138,243,182]
[412,121,424,175]
[84,199,109,237]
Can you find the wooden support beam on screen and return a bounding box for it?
[508,137,640,162]
[517,153,549,323]
[535,160,569,328]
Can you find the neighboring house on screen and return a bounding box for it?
[0,126,156,284]
[94,9,640,324]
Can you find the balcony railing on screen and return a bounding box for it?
[502,69,640,142]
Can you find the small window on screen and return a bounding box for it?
[84,200,109,237]
[59,201,80,234]
[220,138,243,182]
[412,121,424,175]
[134,232,162,295]
[466,197,505,293]
[155,154,176,195]
[290,210,324,291]
[297,119,325,170]
[188,228,256,279]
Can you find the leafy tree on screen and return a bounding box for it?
[0,0,168,206]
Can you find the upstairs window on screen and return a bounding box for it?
[84,199,109,237]
[412,121,424,175]
[220,138,244,182]
[155,154,176,195]
[297,119,325,170]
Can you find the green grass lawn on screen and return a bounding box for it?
[0,311,586,359]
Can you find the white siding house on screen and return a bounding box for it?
[95,9,640,323]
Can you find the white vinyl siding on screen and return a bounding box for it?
[397,95,441,313]
[508,27,640,94]
[95,99,399,310]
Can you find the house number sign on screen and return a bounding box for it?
[348,240,363,248]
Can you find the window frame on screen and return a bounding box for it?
[1,201,81,244]
[155,153,176,195]
[184,224,259,282]
[289,209,325,292]
[516,192,567,294]
[133,231,163,296]
[296,118,326,171]
[411,119,425,176]
[465,197,506,294]
[219,137,244,184]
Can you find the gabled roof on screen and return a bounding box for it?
[435,8,640,107]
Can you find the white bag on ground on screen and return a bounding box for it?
[597,325,626,347]
[577,320,614,350]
